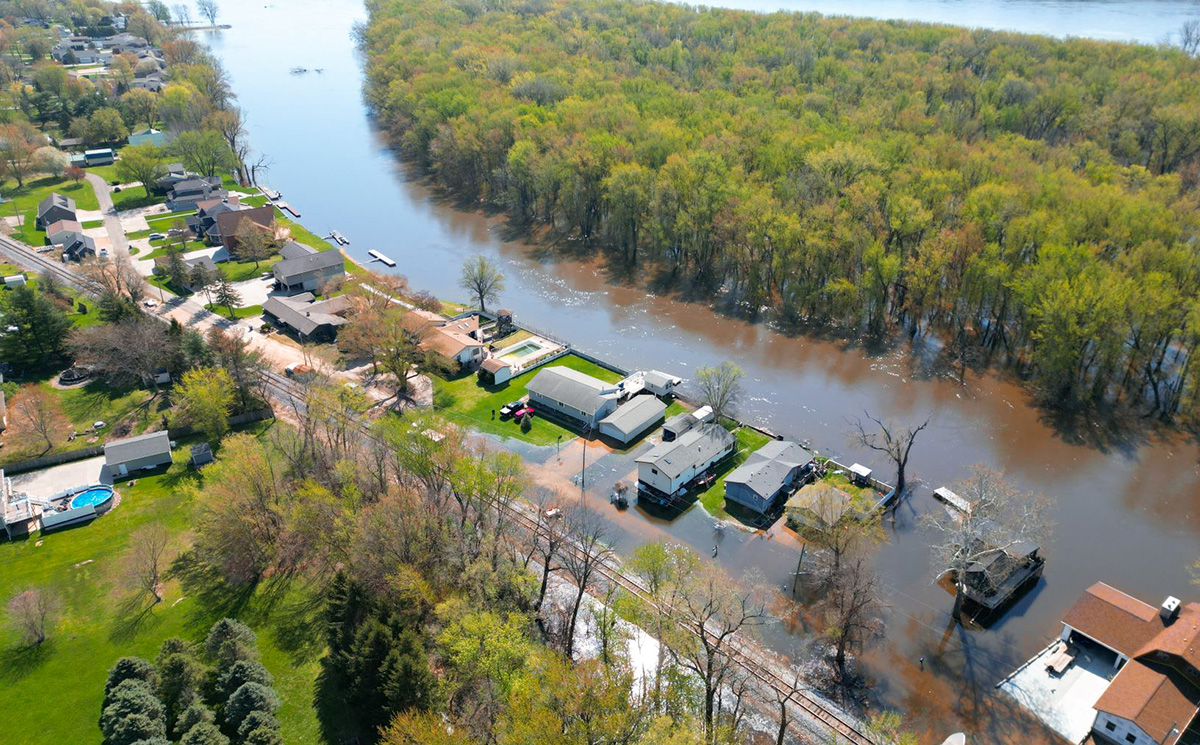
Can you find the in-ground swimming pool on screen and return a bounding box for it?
[70,485,114,509]
[504,342,543,358]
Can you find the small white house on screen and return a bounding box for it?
[642,370,682,397]
[479,357,513,385]
[3,274,26,288]
[636,424,736,499]
[104,430,173,476]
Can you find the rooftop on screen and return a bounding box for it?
[104,430,171,464]
[999,640,1119,744]
[274,247,344,280]
[636,423,736,479]
[527,366,618,417]
[600,395,667,437]
[263,293,353,337]
[725,440,813,498]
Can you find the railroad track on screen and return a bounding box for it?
[0,233,874,745]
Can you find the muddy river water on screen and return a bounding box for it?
[204,1,1199,740]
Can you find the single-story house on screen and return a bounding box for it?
[478,356,513,385]
[36,192,76,229]
[525,366,621,429]
[62,233,98,262]
[636,423,736,499]
[104,430,173,476]
[56,136,84,150]
[662,405,714,442]
[130,73,166,92]
[128,128,167,147]
[598,395,667,445]
[273,247,345,294]
[189,442,215,467]
[213,205,275,251]
[724,440,814,515]
[643,370,682,397]
[263,293,353,342]
[401,310,486,367]
[167,177,228,211]
[1054,583,1200,745]
[46,219,84,246]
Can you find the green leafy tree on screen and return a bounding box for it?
[180,722,229,745]
[116,144,167,194]
[174,703,215,739]
[86,107,130,146]
[104,658,159,706]
[172,130,237,177]
[174,367,236,443]
[0,284,71,369]
[204,619,258,668]
[216,660,273,703]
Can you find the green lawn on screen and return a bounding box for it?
[145,209,197,228]
[143,238,208,260]
[205,302,263,320]
[2,176,100,246]
[112,184,164,211]
[86,163,122,183]
[695,426,774,517]
[81,219,104,229]
[278,216,329,251]
[431,353,623,446]
[0,422,325,745]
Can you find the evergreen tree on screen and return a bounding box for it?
[221,683,280,736]
[180,721,229,745]
[0,284,71,369]
[213,277,242,318]
[204,619,258,668]
[165,245,190,290]
[216,660,273,704]
[104,658,158,706]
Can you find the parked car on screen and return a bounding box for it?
[544,508,562,519]
[149,232,166,240]
[143,298,157,308]
[499,400,524,417]
[513,406,535,421]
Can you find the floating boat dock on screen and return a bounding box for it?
[327,230,349,246]
[261,186,282,200]
[934,486,973,515]
[276,202,301,218]
[367,249,396,267]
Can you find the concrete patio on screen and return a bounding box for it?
[998,639,1119,744]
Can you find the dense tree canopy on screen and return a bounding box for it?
[364,0,1200,417]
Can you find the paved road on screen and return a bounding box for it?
[85,171,128,257]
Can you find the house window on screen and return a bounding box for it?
[1105,722,1116,732]
[1125,735,1136,744]
[651,468,658,475]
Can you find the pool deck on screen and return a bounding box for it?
[8,456,110,499]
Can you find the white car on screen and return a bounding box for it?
[143,299,158,308]
[149,232,166,240]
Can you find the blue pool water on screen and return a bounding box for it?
[70,486,114,509]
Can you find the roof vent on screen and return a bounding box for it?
[1161,596,1181,622]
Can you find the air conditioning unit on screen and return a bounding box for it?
[1161,596,1181,622]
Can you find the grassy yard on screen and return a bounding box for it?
[81,219,104,229]
[3,176,99,246]
[431,353,623,446]
[111,184,164,211]
[220,255,279,282]
[278,216,329,251]
[205,302,263,320]
[695,426,774,517]
[0,422,326,745]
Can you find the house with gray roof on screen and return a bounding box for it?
[36,193,76,229]
[263,293,353,342]
[273,247,345,293]
[278,240,317,261]
[167,177,227,211]
[525,366,621,429]
[46,219,84,246]
[62,233,97,262]
[642,370,682,397]
[636,424,736,500]
[723,440,814,515]
[104,430,173,476]
[598,395,666,445]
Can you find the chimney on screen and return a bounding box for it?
[1161,596,1181,622]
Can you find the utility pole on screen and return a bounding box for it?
[791,544,806,595]
[580,432,587,504]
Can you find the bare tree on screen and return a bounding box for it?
[69,320,168,390]
[924,465,1051,622]
[457,254,505,312]
[528,488,566,613]
[766,668,806,745]
[823,550,884,681]
[124,525,172,604]
[10,385,67,455]
[196,0,219,25]
[666,557,768,738]
[695,361,743,422]
[78,255,147,306]
[849,411,930,499]
[7,588,57,646]
[1180,19,1200,57]
[204,108,250,184]
[172,3,192,26]
[560,508,613,660]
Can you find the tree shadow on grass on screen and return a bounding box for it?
[313,659,364,745]
[266,591,327,666]
[108,593,165,644]
[0,640,56,685]
[168,549,259,633]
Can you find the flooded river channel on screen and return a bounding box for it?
[204,1,1199,741]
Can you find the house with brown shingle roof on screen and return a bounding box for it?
[400,310,484,368]
[1058,583,1200,745]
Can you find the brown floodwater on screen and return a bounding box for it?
[205,3,1200,741]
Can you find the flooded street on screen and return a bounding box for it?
[204,1,1199,741]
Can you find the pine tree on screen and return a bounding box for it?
[214,277,242,319]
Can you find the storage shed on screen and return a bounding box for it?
[598,395,666,445]
[104,430,173,476]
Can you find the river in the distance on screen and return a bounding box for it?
[201,1,1199,742]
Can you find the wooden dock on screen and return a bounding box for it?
[934,486,973,515]
[260,186,282,200]
[276,202,301,218]
[367,249,396,267]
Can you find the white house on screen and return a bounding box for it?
[525,366,621,429]
[636,424,736,499]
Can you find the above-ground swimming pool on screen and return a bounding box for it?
[70,485,115,510]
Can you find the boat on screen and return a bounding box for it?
[367,249,396,267]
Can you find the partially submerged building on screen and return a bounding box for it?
[723,440,814,515]
[661,405,714,442]
[1001,582,1200,745]
[636,424,736,501]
